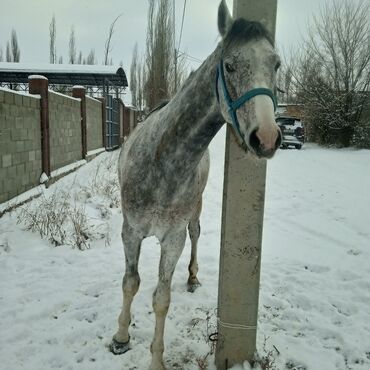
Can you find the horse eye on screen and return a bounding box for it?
[274,61,281,71]
[225,62,236,73]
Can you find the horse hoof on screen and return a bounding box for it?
[187,281,201,293]
[110,337,130,355]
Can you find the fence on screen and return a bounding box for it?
[0,76,138,208]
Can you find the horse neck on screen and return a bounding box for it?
[156,46,224,174]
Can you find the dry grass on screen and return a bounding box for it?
[252,337,279,370]
[17,190,92,250]
[87,153,120,208]
[189,308,218,370]
[16,153,121,250]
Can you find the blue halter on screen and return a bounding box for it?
[215,59,277,144]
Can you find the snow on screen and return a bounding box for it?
[28,74,48,80]
[48,89,81,102]
[0,62,125,75]
[39,172,49,184]
[0,86,40,99]
[50,160,87,178]
[1,127,370,370]
[0,185,45,216]
[87,148,105,157]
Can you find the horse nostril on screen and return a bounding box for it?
[249,127,280,158]
[249,129,260,152]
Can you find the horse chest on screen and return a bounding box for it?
[121,160,208,233]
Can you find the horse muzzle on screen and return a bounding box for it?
[249,126,281,158]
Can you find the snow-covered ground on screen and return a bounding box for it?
[1,127,370,370]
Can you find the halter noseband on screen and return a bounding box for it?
[215,59,277,145]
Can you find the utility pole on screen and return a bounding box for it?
[173,0,178,92]
[215,1,277,369]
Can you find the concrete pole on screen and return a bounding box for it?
[215,1,277,369]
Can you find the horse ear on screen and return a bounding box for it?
[218,0,233,38]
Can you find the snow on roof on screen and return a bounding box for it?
[0,62,128,87]
[28,74,48,80]
[0,62,125,75]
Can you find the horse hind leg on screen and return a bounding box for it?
[111,221,143,355]
[150,228,187,370]
[187,199,202,292]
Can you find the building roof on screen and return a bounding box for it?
[0,62,128,87]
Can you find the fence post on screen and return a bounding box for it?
[96,97,107,148]
[72,86,87,159]
[29,75,50,177]
[215,1,278,369]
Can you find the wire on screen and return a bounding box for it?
[178,51,203,64]
[177,0,187,51]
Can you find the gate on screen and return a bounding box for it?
[105,95,120,150]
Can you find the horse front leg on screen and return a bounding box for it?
[149,228,186,370]
[187,199,202,292]
[111,221,143,355]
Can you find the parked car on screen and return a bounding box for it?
[281,134,302,149]
[276,116,305,142]
[276,116,304,149]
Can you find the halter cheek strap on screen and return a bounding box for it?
[215,59,277,145]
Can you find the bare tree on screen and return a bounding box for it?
[139,56,147,113]
[69,26,77,64]
[170,51,187,96]
[284,67,293,103]
[145,0,175,110]
[86,49,96,65]
[0,47,3,62]
[78,51,83,64]
[49,14,57,63]
[130,43,139,107]
[58,56,63,64]
[6,42,11,62]
[10,29,20,62]
[289,0,370,147]
[104,14,122,65]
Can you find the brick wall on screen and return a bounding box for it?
[0,81,126,208]
[86,96,103,152]
[0,89,42,203]
[48,91,82,171]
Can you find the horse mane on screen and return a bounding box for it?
[224,18,273,47]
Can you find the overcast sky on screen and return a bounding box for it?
[0,0,324,79]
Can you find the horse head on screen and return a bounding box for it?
[217,0,281,158]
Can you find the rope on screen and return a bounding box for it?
[217,317,257,330]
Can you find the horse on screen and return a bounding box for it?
[111,1,281,369]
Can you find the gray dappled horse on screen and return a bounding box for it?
[111,1,281,369]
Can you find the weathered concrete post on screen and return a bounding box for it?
[72,86,87,159]
[215,1,277,369]
[28,75,51,177]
